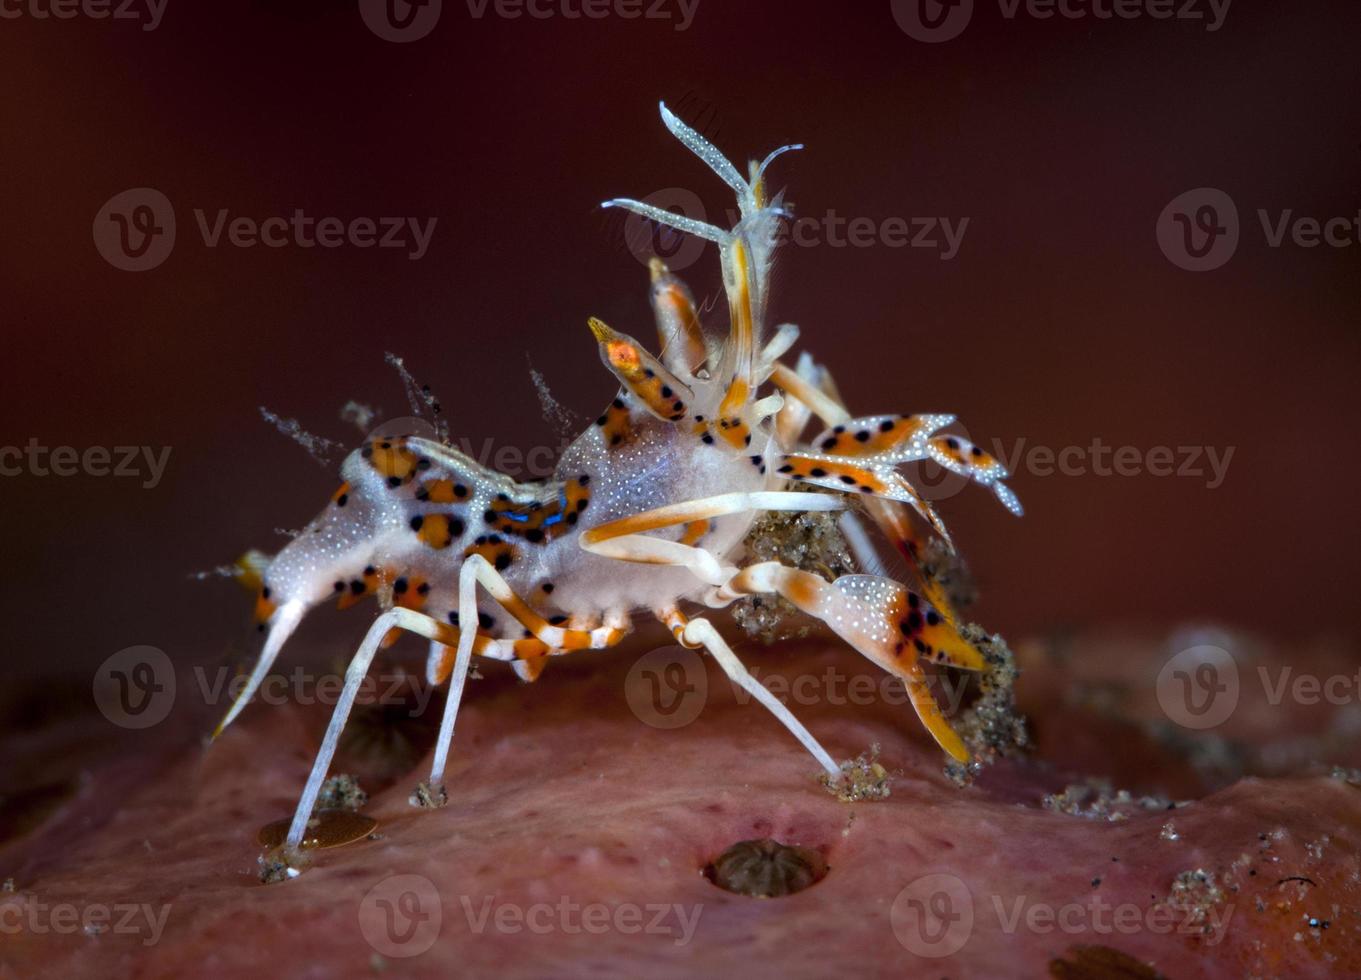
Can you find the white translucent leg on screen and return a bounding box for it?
[212,599,305,739]
[427,556,482,789]
[285,606,444,849]
[681,617,840,779]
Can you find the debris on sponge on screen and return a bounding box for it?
[409,781,448,809]
[1041,778,1175,821]
[258,844,311,884]
[819,745,893,802]
[315,774,368,813]
[945,625,1029,785]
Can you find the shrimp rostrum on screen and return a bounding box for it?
[223,103,1023,855]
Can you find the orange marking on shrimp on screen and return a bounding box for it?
[680,519,709,546]
[594,395,635,448]
[930,434,999,471]
[253,589,277,625]
[415,478,467,504]
[885,589,985,672]
[776,455,886,495]
[485,476,591,543]
[589,318,693,422]
[649,258,707,372]
[581,499,727,545]
[462,535,519,572]
[361,436,425,488]
[413,512,462,550]
[380,574,433,647]
[713,377,752,450]
[336,565,381,610]
[816,415,936,457]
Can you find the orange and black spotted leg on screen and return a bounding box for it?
[766,360,962,615]
[708,238,759,450]
[773,453,953,545]
[718,563,984,763]
[926,434,1024,516]
[810,413,955,461]
[648,258,711,378]
[588,317,694,422]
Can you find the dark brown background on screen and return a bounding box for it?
[2,0,1358,685]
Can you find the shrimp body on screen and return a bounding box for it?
[227,103,1024,860]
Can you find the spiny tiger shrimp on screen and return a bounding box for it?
[222,102,1023,858]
